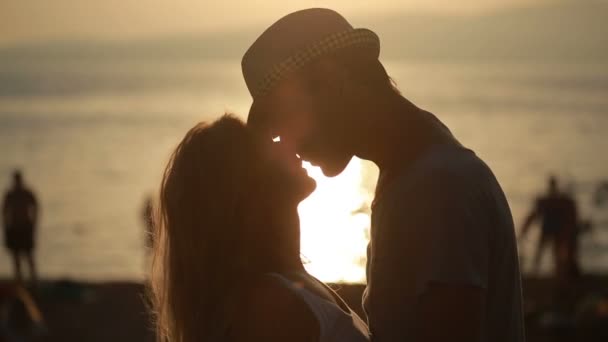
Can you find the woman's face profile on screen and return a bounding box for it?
[254,136,316,205]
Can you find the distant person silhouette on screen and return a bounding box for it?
[558,188,581,279]
[520,176,579,277]
[594,180,608,207]
[2,170,39,286]
[141,195,154,249]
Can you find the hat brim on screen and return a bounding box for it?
[252,28,379,100]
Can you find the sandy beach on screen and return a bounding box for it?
[1,280,154,342]
[2,275,607,341]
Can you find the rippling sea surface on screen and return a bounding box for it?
[1,58,607,282]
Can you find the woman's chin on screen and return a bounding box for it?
[296,176,317,201]
[290,176,317,203]
[275,173,316,203]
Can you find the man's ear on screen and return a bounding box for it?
[337,69,365,101]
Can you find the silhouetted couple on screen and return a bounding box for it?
[149,9,524,342]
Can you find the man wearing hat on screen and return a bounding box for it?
[243,9,524,342]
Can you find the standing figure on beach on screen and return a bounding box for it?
[243,8,524,342]
[2,170,39,285]
[520,176,580,278]
[520,176,566,274]
[594,180,608,207]
[558,187,582,279]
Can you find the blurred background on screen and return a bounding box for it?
[1,0,607,341]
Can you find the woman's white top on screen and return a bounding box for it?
[267,273,370,342]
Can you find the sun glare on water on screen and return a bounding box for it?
[298,158,372,284]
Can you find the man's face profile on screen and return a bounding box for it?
[265,71,353,177]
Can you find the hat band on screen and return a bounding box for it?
[253,28,379,99]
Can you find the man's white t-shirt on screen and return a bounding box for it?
[362,144,525,342]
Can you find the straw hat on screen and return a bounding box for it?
[242,8,380,129]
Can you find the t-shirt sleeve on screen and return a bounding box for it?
[367,166,492,341]
[375,166,490,297]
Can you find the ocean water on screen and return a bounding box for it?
[0,58,607,282]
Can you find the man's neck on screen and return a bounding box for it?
[353,93,454,172]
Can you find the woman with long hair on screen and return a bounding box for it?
[150,115,369,341]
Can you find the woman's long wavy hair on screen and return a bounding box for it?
[150,115,261,342]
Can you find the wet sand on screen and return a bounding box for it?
[2,275,607,341]
[1,280,154,342]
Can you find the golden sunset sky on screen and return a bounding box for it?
[0,0,553,44]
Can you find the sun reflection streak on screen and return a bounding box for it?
[298,158,372,283]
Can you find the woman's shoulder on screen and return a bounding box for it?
[228,274,319,342]
[239,273,302,307]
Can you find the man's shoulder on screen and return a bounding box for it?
[377,144,506,219]
[423,144,488,174]
[394,145,490,191]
